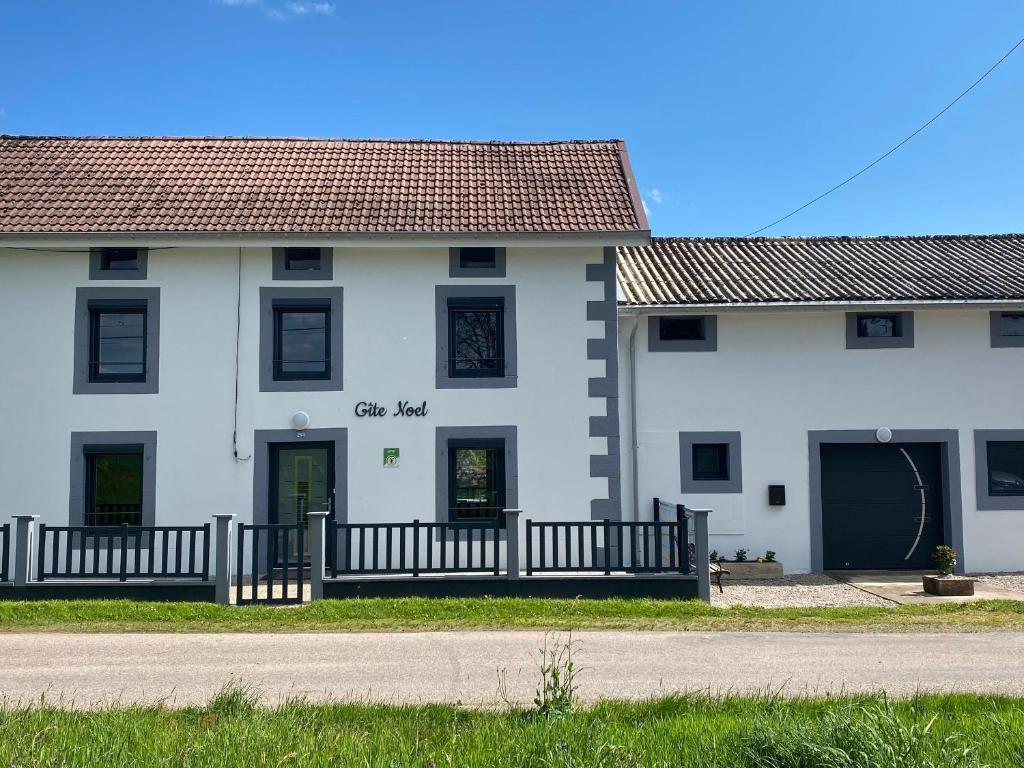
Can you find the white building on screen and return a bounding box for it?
[618,236,1024,574]
[0,136,648,571]
[1,136,1021,579]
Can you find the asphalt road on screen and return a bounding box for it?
[1,631,1022,708]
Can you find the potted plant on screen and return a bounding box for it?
[922,545,974,596]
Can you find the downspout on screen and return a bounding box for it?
[626,310,641,522]
[233,246,251,462]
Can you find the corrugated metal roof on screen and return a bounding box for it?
[0,136,647,235]
[618,234,1024,305]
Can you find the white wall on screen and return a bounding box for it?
[0,246,613,548]
[619,307,1024,573]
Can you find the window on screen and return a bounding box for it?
[987,442,1024,497]
[679,431,743,493]
[448,247,506,277]
[846,311,914,349]
[448,299,504,378]
[89,307,147,382]
[274,305,330,380]
[436,426,518,525]
[259,287,344,392]
[435,285,516,388]
[89,248,148,279]
[449,443,506,521]
[692,443,729,481]
[69,431,156,529]
[74,288,160,394]
[271,247,333,280]
[284,247,322,272]
[661,317,705,342]
[648,315,717,351]
[85,446,144,526]
[991,312,1024,348]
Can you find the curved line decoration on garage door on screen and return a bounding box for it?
[899,447,927,561]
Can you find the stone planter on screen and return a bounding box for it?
[923,574,975,596]
[718,561,784,579]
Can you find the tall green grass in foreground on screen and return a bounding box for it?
[0,693,1021,767]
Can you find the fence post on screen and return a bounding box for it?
[503,509,521,580]
[212,514,235,605]
[691,508,712,602]
[12,515,38,588]
[308,511,328,601]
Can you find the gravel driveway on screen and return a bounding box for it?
[712,574,892,607]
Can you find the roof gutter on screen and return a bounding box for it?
[617,299,1024,313]
[0,230,652,249]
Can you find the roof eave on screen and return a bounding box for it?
[617,299,1024,312]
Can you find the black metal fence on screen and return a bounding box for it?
[525,517,690,575]
[328,519,500,577]
[0,523,9,583]
[654,498,696,575]
[235,522,306,605]
[35,524,211,582]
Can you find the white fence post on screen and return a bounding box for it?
[212,514,234,605]
[690,508,712,602]
[12,515,38,587]
[308,511,328,601]
[503,509,521,580]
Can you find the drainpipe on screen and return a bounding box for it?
[626,310,641,522]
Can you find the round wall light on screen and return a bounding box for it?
[875,427,893,443]
[291,411,311,431]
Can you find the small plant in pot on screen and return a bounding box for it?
[931,545,957,576]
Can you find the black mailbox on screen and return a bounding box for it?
[768,485,786,506]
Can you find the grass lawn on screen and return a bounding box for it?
[0,692,1021,767]
[0,597,1023,632]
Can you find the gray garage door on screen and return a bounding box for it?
[821,443,945,570]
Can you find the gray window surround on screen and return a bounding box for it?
[648,315,718,352]
[679,431,743,493]
[73,287,161,395]
[435,426,518,536]
[448,247,507,278]
[974,429,1024,510]
[990,311,1024,348]
[259,286,344,392]
[845,311,914,349]
[808,429,964,574]
[252,428,349,527]
[69,431,157,528]
[271,247,334,281]
[435,285,517,389]
[89,247,149,280]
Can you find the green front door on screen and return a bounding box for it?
[269,442,334,563]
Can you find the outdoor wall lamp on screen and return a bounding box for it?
[291,411,311,430]
[876,427,893,443]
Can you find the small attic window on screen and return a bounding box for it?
[284,248,322,272]
[459,248,497,270]
[89,248,148,279]
[100,248,141,271]
[449,247,507,278]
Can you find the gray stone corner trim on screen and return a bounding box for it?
[647,315,718,352]
[252,428,349,526]
[434,284,517,389]
[448,247,507,278]
[679,431,743,494]
[73,287,161,395]
[990,311,1024,348]
[89,247,149,280]
[845,311,915,349]
[258,286,344,392]
[973,429,1024,510]
[807,429,964,574]
[271,247,334,281]
[588,247,622,520]
[435,426,518,532]
[69,431,157,527]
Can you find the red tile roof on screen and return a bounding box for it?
[618,234,1024,305]
[0,136,647,235]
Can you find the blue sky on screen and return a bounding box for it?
[1,1,1021,236]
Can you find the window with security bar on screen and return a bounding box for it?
[449,444,506,521]
[448,298,505,377]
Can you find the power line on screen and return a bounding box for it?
[746,33,1024,237]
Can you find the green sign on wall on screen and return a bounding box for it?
[383,448,400,468]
